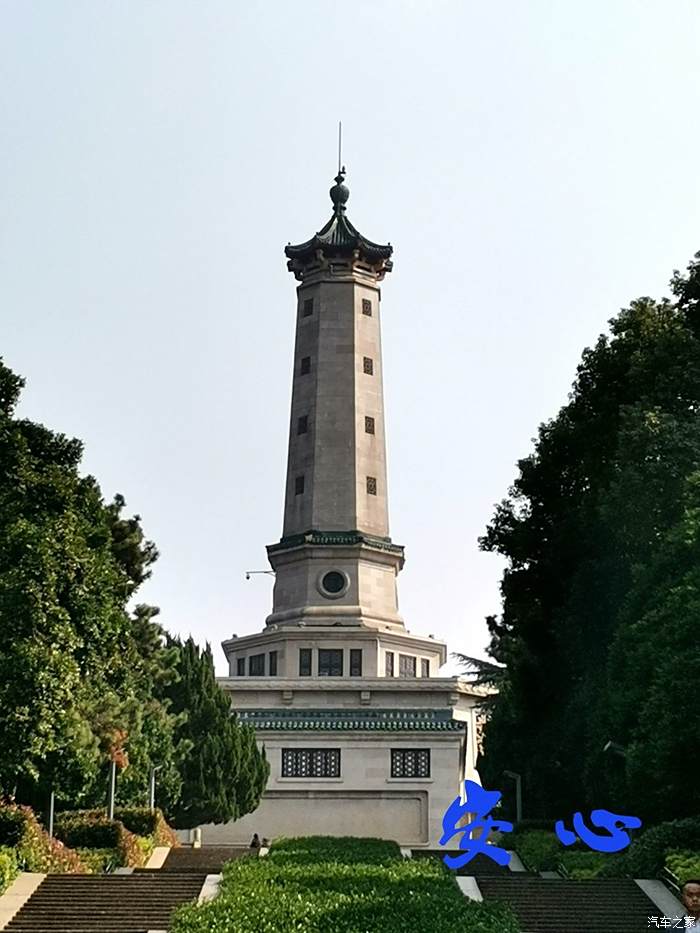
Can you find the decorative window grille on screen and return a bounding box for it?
[363,357,374,375]
[248,653,265,676]
[365,416,375,434]
[269,651,278,676]
[385,651,395,677]
[318,648,343,677]
[350,649,363,677]
[391,749,431,779]
[299,648,312,676]
[300,356,311,375]
[421,658,430,678]
[236,657,245,677]
[399,654,416,677]
[366,476,377,495]
[362,298,372,316]
[303,298,314,317]
[282,748,341,778]
[297,415,308,435]
[295,475,305,495]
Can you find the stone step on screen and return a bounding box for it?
[4,873,206,933]
[476,876,661,932]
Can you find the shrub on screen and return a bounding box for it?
[114,808,178,847]
[511,819,555,835]
[76,848,119,873]
[511,830,561,871]
[559,851,609,880]
[0,802,86,873]
[0,846,19,894]
[54,811,149,869]
[665,849,700,885]
[170,836,521,933]
[602,818,700,878]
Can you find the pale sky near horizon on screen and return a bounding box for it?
[2,1,700,674]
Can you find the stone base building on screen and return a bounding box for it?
[204,170,486,847]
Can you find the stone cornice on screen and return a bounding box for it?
[267,530,404,558]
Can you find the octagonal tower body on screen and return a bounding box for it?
[265,171,405,633]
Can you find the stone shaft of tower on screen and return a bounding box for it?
[282,276,389,539]
[266,170,404,632]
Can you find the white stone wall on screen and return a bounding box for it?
[199,733,462,847]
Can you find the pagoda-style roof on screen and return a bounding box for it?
[236,708,462,732]
[285,170,393,274]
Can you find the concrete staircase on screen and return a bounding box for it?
[153,845,249,874]
[476,875,660,932]
[2,872,205,933]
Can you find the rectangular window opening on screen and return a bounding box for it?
[299,648,312,676]
[236,657,245,677]
[269,650,278,676]
[421,658,430,678]
[391,749,430,779]
[365,416,375,435]
[363,357,374,375]
[366,476,377,495]
[295,475,305,495]
[362,298,372,316]
[300,356,311,375]
[282,748,341,778]
[399,654,416,678]
[350,648,363,677]
[318,648,343,677]
[297,415,308,435]
[385,651,395,677]
[248,653,265,676]
[303,298,314,317]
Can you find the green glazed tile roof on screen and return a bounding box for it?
[237,708,463,732]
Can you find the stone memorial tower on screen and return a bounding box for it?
[210,170,485,847]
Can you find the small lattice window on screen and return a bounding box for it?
[303,298,314,317]
[385,651,395,677]
[236,657,245,677]
[362,298,372,316]
[269,651,278,676]
[295,475,305,495]
[350,649,363,676]
[365,416,375,434]
[299,648,312,676]
[282,748,341,778]
[366,476,377,495]
[300,356,311,375]
[391,749,431,779]
[297,415,308,435]
[363,357,374,375]
[318,649,343,677]
[421,658,430,678]
[399,654,416,677]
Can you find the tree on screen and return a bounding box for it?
[164,638,269,829]
[478,253,700,820]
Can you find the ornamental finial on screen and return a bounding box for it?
[330,166,349,213]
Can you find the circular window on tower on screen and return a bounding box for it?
[317,569,350,599]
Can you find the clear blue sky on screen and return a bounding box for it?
[2,1,699,673]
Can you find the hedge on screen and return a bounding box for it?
[0,846,18,894]
[0,802,86,873]
[511,830,561,872]
[170,836,521,933]
[599,817,700,879]
[114,808,179,848]
[665,850,700,886]
[54,812,152,869]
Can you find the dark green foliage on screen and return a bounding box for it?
[164,638,269,829]
[510,830,561,872]
[478,253,700,822]
[0,358,267,829]
[113,807,178,846]
[170,836,521,933]
[600,818,700,878]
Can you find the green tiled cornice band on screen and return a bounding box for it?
[237,708,463,732]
